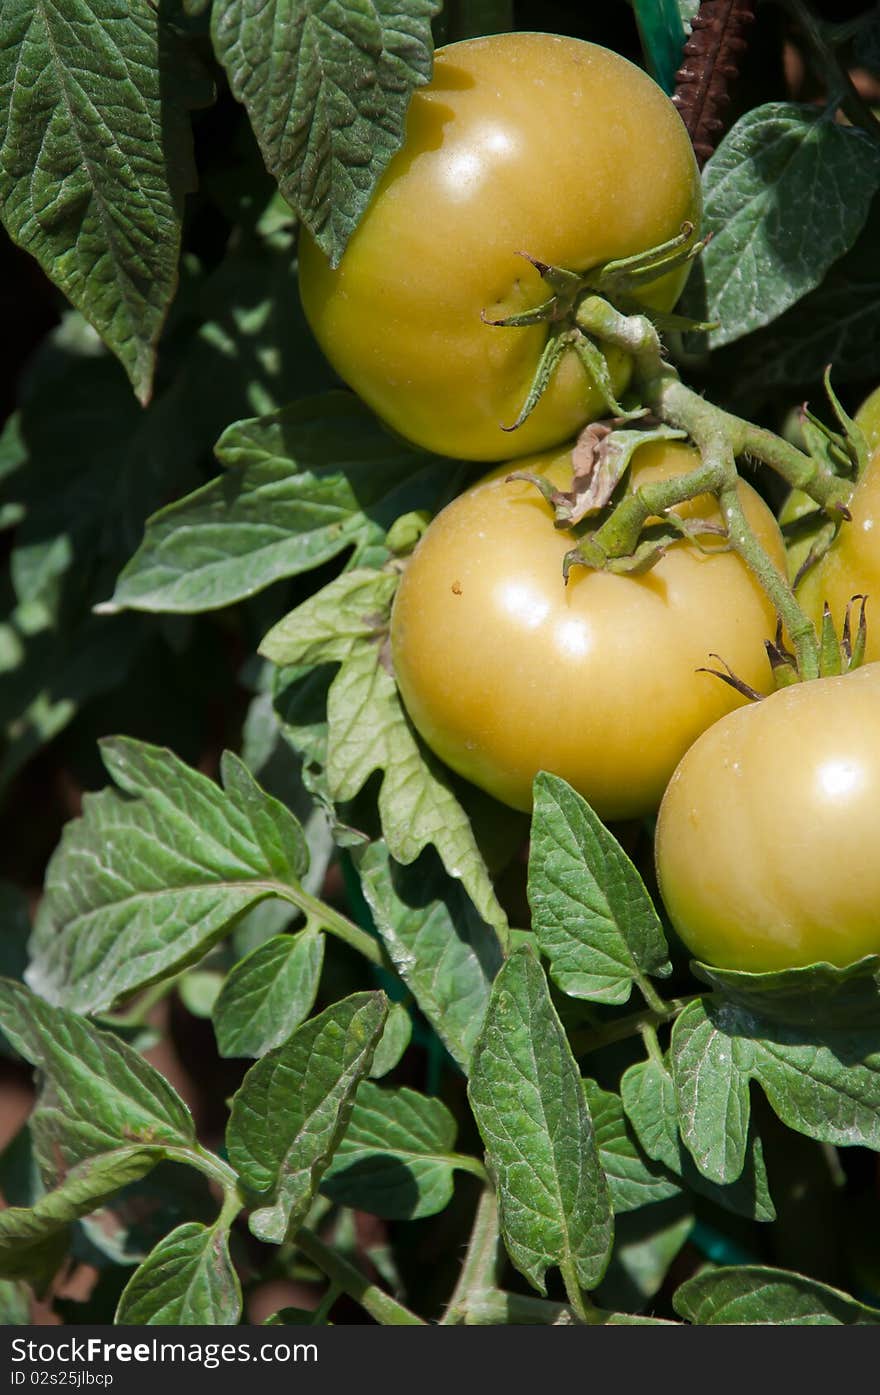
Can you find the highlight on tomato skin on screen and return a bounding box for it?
[298,31,702,464]
[389,439,787,822]
[655,663,880,973]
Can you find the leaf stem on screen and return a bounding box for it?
[569,994,701,1056]
[449,1153,490,1183]
[558,1256,592,1323]
[275,885,390,970]
[774,0,880,141]
[464,1289,587,1324]
[294,1227,426,1326]
[440,1185,502,1325]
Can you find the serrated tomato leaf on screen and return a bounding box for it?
[27,740,310,1014]
[529,774,671,1005]
[468,947,613,1295]
[211,0,440,265]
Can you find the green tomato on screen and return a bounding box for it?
[656,664,880,971]
[390,440,786,820]
[299,32,702,462]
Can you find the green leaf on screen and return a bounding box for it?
[227,991,388,1242]
[621,1054,775,1222]
[0,882,30,1057]
[0,1280,30,1325]
[115,1223,242,1324]
[720,197,880,397]
[213,929,325,1059]
[357,843,502,1072]
[698,104,880,348]
[211,0,439,265]
[0,979,195,1184]
[468,947,613,1296]
[260,568,400,669]
[263,572,507,935]
[322,1082,460,1219]
[79,1160,217,1268]
[583,1080,680,1215]
[27,739,310,1014]
[369,1001,412,1078]
[0,1148,156,1286]
[0,0,206,402]
[691,955,880,1029]
[529,774,671,1005]
[674,1265,880,1325]
[672,998,880,1186]
[108,395,446,613]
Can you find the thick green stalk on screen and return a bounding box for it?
[294,1228,426,1326]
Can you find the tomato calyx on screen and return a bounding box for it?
[483,225,714,435]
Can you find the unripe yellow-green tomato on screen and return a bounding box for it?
[856,383,880,454]
[390,441,786,820]
[795,444,880,661]
[656,664,880,971]
[298,32,702,463]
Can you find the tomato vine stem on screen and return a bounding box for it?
[571,294,857,679]
[569,993,703,1056]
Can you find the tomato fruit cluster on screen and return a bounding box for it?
[390,441,786,821]
[299,33,702,462]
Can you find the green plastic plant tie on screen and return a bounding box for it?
[632,0,688,94]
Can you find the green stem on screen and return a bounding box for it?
[574,295,826,676]
[719,483,820,679]
[465,1289,589,1325]
[558,1257,593,1323]
[294,1228,426,1326]
[440,1185,502,1325]
[775,0,880,140]
[450,1153,490,1183]
[636,974,670,1016]
[275,885,389,970]
[569,994,701,1056]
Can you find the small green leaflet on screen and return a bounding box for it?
[468,947,613,1296]
[261,570,507,934]
[322,1082,462,1220]
[213,929,324,1059]
[0,0,207,402]
[697,104,880,348]
[674,1265,880,1325]
[529,774,671,1004]
[107,394,446,613]
[583,1080,680,1215]
[115,1223,241,1325]
[0,1149,156,1287]
[27,739,310,1014]
[227,991,388,1243]
[369,1001,412,1079]
[691,954,880,1030]
[211,0,440,265]
[357,842,503,1073]
[620,1054,775,1222]
[672,998,880,1186]
[0,979,195,1183]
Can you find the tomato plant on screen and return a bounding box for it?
[298,32,702,462]
[656,664,880,972]
[5,0,880,1340]
[391,440,785,819]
